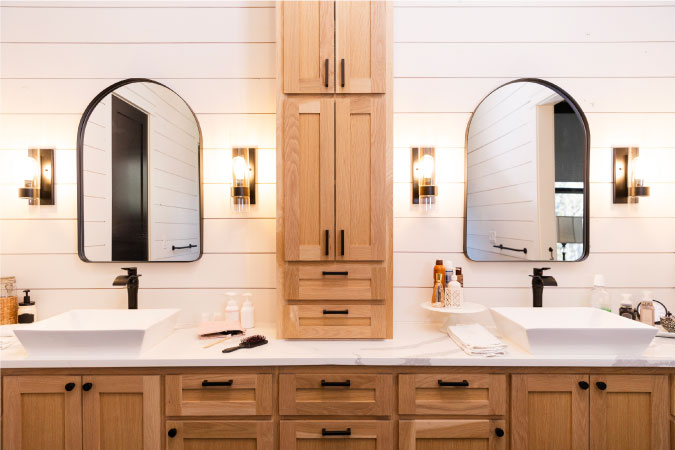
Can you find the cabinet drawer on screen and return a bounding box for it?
[165,373,273,416]
[283,303,386,339]
[166,420,273,450]
[399,374,506,415]
[280,420,392,450]
[400,420,507,450]
[285,264,386,300]
[279,373,393,416]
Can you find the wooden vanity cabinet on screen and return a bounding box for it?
[399,420,507,450]
[166,420,274,450]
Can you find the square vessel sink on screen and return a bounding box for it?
[13,309,179,358]
[490,307,657,356]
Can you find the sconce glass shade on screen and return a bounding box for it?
[412,147,438,211]
[231,147,253,213]
[613,147,650,203]
[18,149,54,205]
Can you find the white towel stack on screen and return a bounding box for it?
[447,324,507,357]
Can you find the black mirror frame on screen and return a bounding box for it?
[463,78,590,262]
[76,78,204,263]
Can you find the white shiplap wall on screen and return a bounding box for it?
[1,1,674,327]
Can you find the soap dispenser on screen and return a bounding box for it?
[17,289,36,323]
[591,274,611,312]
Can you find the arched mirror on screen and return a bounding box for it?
[464,79,589,262]
[77,79,202,262]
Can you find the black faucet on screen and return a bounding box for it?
[113,267,141,309]
[530,267,557,308]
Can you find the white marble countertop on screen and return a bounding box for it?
[2,322,674,369]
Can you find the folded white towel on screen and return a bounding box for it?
[448,324,506,357]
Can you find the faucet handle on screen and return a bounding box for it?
[532,267,551,276]
[121,267,138,276]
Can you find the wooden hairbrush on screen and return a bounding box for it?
[222,335,268,353]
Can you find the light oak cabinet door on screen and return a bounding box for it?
[511,374,590,450]
[3,376,82,450]
[400,420,507,450]
[336,1,387,94]
[283,97,335,261]
[283,1,334,94]
[590,375,669,450]
[166,421,274,450]
[336,96,386,261]
[280,420,392,450]
[284,264,386,301]
[82,375,161,450]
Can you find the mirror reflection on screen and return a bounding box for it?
[464,79,589,262]
[78,80,202,262]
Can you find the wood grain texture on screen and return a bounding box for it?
[280,420,392,450]
[166,420,274,450]
[400,419,506,450]
[285,263,386,301]
[283,303,386,339]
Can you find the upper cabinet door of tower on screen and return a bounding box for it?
[283,1,335,94]
[335,96,387,261]
[284,97,335,261]
[336,1,386,94]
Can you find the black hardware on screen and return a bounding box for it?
[495,428,505,437]
[325,59,329,88]
[325,230,329,256]
[322,428,351,436]
[493,244,527,254]
[65,382,76,391]
[596,381,607,391]
[113,267,142,309]
[340,230,345,256]
[530,267,557,308]
[82,382,93,391]
[168,428,177,438]
[340,59,345,87]
[172,243,197,251]
[578,381,589,390]
[322,271,348,276]
[321,379,351,387]
[202,379,233,387]
[323,309,349,315]
[437,380,469,387]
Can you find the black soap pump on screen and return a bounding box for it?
[17,289,37,324]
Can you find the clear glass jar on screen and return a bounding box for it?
[1,276,18,324]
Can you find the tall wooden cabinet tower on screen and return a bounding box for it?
[276,1,393,338]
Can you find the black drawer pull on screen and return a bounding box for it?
[578,381,589,390]
[322,309,349,315]
[321,379,351,387]
[324,59,329,88]
[168,428,177,438]
[202,379,233,387]
[322,271,348,276]
[596,381,607,391]
[82,382,93,391]
[340,59,345,88]
[438,379,469,387]
[65,382,76,391]
[325,230,329,256]
[340,230,345,256]
[495,428,505,437]
[322,428,351,436]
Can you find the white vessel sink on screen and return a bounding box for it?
[13,309,179,358]
[491,307,657,356]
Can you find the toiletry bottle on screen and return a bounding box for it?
[434,260,445,288]
[0,276,18,325]
[619,294,636,320]
[17,289,36,324]
[448,274,463,308]
[431,273,444,307]
[225,298,240,323]
[639,300,655,326]
[444,260,454,288]
[591,274,611,312]
[240,293,254,329]
[455,267,464,287]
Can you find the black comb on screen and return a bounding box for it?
[222,335,268,353]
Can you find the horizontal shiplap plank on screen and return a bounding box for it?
[1,253,276,289]
[590,183,675,218]
[0,6,275,43]
[394,217,463,253]
[395,42,675,78]
[0,184,77,219]
[0,219,76,254]
[590,217,675,252]
[590,147,675,183]
[203,183,276,219]
[394,6,675,43]
[393,182,464,218]
[0,43,275,78]
[203,218,275,253]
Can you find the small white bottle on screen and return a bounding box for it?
[448,274,463,308]
[240,293,255,329]
[591,274,611,312]
[224,293,240,323]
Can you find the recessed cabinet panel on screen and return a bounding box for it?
[400,420,507,450]
[283,98,335,261]
[336,1,386,93]
[285,263,386,301]
[166,421,274,450]
[280,420,393,450]
[283,303,386,339]
[336,96,387,261]
[283,1,334,94]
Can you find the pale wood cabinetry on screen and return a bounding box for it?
[166,420,274,450]
[399,420,507,450]
[281,420,392,450]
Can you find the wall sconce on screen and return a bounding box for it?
[613,147,650,203]
[411,146,438,210]
[17,148,55,205]
[230,147,256,212]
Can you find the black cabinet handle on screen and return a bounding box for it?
[340,59,345,88]
[82,382,93,391]
[322,428,351,436]
[438,380,469,387]
[340,230,345,256]
[172,243,197,251]
[495,428,505,438]
[322,271,348,276]
[324,59,329,88]
[325,230,329,256]
[202,379,233,387]
[596,381,607,391]
[321,379,351,387]
[65,382,76,391]
[168,428,177,438]
[322,309,348,315]
[578,381,590,390]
